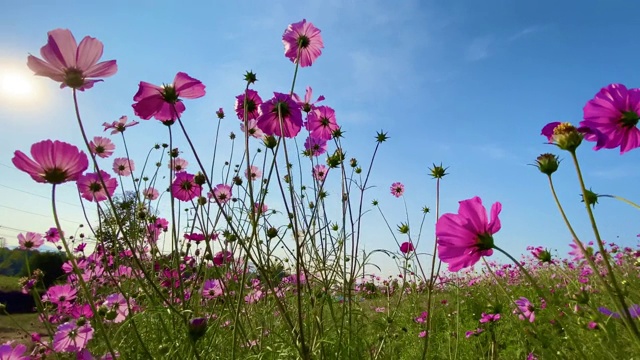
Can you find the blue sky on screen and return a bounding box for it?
[0,1,639,275]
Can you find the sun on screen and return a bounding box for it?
[0,70,36,100]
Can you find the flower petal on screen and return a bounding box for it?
[173,72,205,99]
[76,36,104,71]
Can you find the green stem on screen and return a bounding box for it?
[600,194,640,210]
[569,151,640,341]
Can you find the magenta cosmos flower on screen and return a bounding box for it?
[53,320,94,352]
[171,172,202,202]
[514,297,535,322]
[102,115,139,134]
[400,241,415,254]
[390,182,405,197]
[27,28,117,90]
[580,83,640,154]
[435,196,501,272]
[45,227,62,243]
[306,105,339,140]
[143,187,159,200]
[18,232,44,250]
[77,170,118,202]
[293,86,325,112]
[235,89,263,121]
[257,92,303,138]
[0,342,28,360]
[132,72,206,121]
[12,140,88,184]
[282,19,324,67]
[304,136,327,157]
[245,165,262,181]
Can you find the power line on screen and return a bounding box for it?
[0,183,82,208]
[0,204,85,224]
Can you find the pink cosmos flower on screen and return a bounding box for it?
[580,83,640,154]
[435,196,501,272]
[103,293,130,323]
[254,202,268,214]
[514,297,535,322]
[27,28,117,90]
[293,86,325,112]
[210,184,232,204]
[143,187,159,200]
[213,250,234,266]
[202,279,225,299]
[313,164,328,181]
[282,19,324,67]
[132,72,206,121]
[43,284,77,306]
[112,157,135,176]
[89,136,115,158]
[77,170,118,202]
[235,89,263,121]
[245,165,262,181]
[12,140,88,184]
[390,182,404,198]
[306,106,339,141]
[147,218,168,242]
[102,115,139,134]
[304,135,328,157]
[17,232,44,250]
[400,241,415,254]
[171,172,202,202]
[45,227,61,243]
[169,157,189,172]
[241,119,265,139]
[257,92,303,138]
[53,320,94,352]
[184,233,209,244]
[479,312,501,323]
[0,342,28,360]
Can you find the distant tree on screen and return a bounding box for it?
[94,191,153,251]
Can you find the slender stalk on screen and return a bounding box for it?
[569,151,640,341]
[422,177,441,359]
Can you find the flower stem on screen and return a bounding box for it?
[569,151,640,341]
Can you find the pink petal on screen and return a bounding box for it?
[12,150,45,183]
[27,55,64,79]
[84,60,117,78]
[132,95,165,120]
[457,197,487,234]
[173,72,205,99]
[45,29,78,68]
[133,81,163,102]
[487,202,502,234]
[76,36,104,71]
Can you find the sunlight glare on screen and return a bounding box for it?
[0,70,35,100]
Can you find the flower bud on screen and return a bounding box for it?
[533,153,560,176]
[188,317,208,341]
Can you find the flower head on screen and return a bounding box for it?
[210,184,232,204]
[435,196,501,272]
[532,153,560,176]
[27,28,117,90]
[304,136,327,157]
[390,182,404,198]
[0,342,28,360]
[102,115,139,134]
[143,187,159,200]
[169,158,188,172]
[400,242,415,254]
[293,86,325,112]
[580,83,640,154]
[514,297,535,322]
[45,227,61,243]
[235,89,263,121]
[306,106,339,140]
[77,170,117,202]
[479,312,501,323]
[313,164,328,181]
[257,92,303,138]
[89,136,115,159]
[245,165,262,181]
[112,157,134,176]
[171,172,202,202]
[541,122,586,152]
[216,108,225,120]
[18,232,44,250]
[132,72,205,121]
[282,19,324,67]
[53,320,94,352]
[241,119,265,139]
[12,140,88,184]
